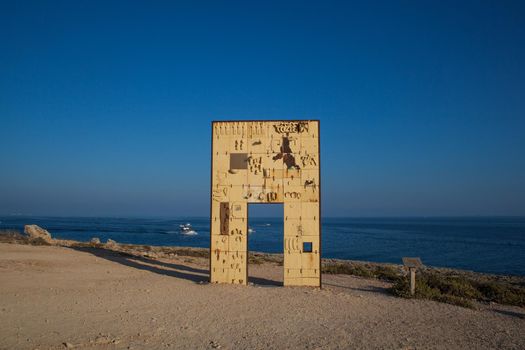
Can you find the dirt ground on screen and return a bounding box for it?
[0,243,523,350]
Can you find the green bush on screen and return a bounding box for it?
[424,273,483,300]
[477,281,525,307]
[390,274,475,309]
[373,265,401,282]
[389,271,525,309]
[322,263,374,278]
[322,262,402,282]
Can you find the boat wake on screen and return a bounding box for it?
[180,230,198,236]
[179,223,198,236]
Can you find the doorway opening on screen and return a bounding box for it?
[247,203,284,286]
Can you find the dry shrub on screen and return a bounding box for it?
[390,271,525,308]
[322,262,401,282]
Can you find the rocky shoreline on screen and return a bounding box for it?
[1,226,524,309]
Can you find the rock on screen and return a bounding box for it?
[106,239,117,246]
[24,225,53,243]
[90,237,101,244]
[209,340,221,349]
[63,342,74,349]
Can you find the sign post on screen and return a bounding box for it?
[402,257,423,296]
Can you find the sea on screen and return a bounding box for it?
[1,216,524,276]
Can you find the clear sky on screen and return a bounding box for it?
[1,1,524,217]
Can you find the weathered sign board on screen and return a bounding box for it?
[210,120,321,287]
[402,257,423,269]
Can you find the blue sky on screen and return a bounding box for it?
[1,1,524,217]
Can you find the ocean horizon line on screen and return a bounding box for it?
[1,214,525,220]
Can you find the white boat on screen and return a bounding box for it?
[248,228,255,234]
[179,223,197,235]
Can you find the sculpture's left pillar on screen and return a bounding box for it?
[210,121,248,285]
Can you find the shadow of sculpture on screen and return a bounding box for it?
[248,276,283,287]
[72,247,209,284]
[322,281,391,295]
[72,246,287,287]
[492,309,525,319]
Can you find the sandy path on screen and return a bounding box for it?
[0,243,523,350]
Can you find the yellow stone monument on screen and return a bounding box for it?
[210,120,321,287]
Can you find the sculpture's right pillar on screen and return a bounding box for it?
[283,121,320,287]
